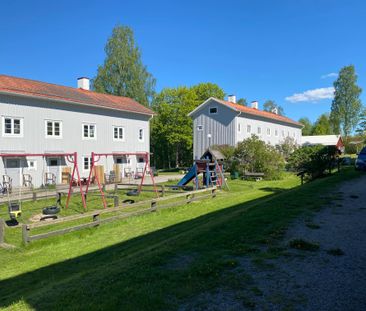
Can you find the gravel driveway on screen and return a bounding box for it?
[180,174,366,311]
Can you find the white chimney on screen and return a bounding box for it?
[228,94,236,103]
[77,77,90,90]
[251,101,259,109]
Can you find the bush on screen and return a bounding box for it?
[287,145,339,180]
[234,135,285,180]
[276,136,299,160]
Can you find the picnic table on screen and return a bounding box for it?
[242,172,264,181]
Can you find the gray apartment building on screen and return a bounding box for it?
[189,96,303,159]
[0,74,153,187]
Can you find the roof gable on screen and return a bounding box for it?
[0,74,154,116]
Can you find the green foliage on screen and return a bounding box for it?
[151,83,225,168]
[93,25,156,107]
[287,145,339,180]
[298,117,313,135]
[330,65,363,136]
[211,144,237,172]
[276,136,299,160]
[263,100,285,116]
[356,107,366,138]
[237,98,248,106]
[234,135,285,179]
[312,113,334,135]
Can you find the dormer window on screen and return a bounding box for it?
[209,107,218,114]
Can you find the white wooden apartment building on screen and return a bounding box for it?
[189,96,303,159]
[0,74,154,187]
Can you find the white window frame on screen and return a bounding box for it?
[138,128,144,142]
[2,116,23,137]
[197,125,203,131]
[247,125,251,133]
[209,106,218,114]
[45,120,62,138]
[82,156,92,171]
[238,122,241,132]
[82,123,97,140]
[282,130,285,137]
[275,129,279,137]
[113,126,125,141]
[267,128,271,136]
[27,160,37,171]
[257,126,262,135]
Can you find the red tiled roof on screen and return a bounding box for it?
[216,99,302,127]
[0,74,154,116]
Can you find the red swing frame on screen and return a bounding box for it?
[0,152,86,210]
[85,151,158,209]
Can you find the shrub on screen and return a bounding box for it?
[276,136,299,160]
[287,145,339,180]
[234,135,285,180]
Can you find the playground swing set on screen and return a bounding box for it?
[85,151,158,209]
[0,152,86,220]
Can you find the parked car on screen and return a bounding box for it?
[355,147,366,170]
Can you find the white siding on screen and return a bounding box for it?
[0,94,151,187]
[235,114,302,146]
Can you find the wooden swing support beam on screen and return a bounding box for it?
[85,152,158,209]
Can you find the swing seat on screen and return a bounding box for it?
[126,189,140,196]
[8,203,22,219]
[42,205,60,215]
[122,199,135,204]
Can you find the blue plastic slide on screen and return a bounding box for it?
[177,165,196,186]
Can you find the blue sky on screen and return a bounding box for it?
[1,0,365,122]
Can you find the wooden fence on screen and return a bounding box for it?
[20,187,217,244]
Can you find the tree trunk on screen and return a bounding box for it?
[175,145,179,168]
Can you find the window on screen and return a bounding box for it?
[197,125,203,131]
[275,129,278,137]
[238,123,241,132]
[138,157,145,163]
[28,160,37,170]
[138,128,144,142]
[83,157,92,170]
[113,126,124,141]
[257,126,262,135]
[267,128,271,136]
[282,130,285,137]
[2,117,23,136]
[293,132,296,138]
[45,120,62,138]
[209,107,218,114]
[247,125,251,133]
[83,123,96,139]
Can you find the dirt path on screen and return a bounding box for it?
[180,175,366,311]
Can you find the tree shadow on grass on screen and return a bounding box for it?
[0,181,323,310]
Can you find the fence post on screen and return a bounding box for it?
[22,224,29,244]
[114,184,118,192]
[151,200,157,211]
[212,188,217,198]
[93,213,100,226]
[0,219,4,244]
[114,196,119,208]
[186,194,191,204]
[161,185,165,197]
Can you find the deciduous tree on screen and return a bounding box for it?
[263,100,285,116]
[330,65,362,136]
[298,117,313,136]
[93,25,155,107]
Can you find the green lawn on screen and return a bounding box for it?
[0,169,361,310]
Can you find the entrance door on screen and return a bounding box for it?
[5,158,21,187]
[47,158,61,184]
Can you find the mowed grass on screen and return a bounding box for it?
[0,168,361,310]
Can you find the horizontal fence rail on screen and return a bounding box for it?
[21,187,217,244]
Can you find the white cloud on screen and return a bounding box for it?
[321,72,338,79]
[285,87,335,103]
